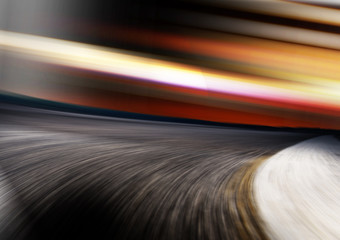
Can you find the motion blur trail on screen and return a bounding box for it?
[254,135,340,240]
[0,104,309,239]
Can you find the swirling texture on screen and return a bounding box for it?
[0,104,308,239]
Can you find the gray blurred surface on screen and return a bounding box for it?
[0,104,309,239]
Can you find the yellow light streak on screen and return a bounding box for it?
[1,30,340,111]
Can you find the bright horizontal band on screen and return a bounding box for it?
[1,30,340,111]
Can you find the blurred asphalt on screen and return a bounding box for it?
[0,104,310,240]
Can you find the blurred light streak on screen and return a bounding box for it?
[165,10,340,50]
[1,30,340,115]
[193,0,340,26]
[0,31,207,90]
[287,0,340,5]
[53,21,340,86]
[6,56,340,130]
[110,27,340,84]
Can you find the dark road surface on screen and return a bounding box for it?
[0,104,310,240]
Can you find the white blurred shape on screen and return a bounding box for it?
[254,136,340,240]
